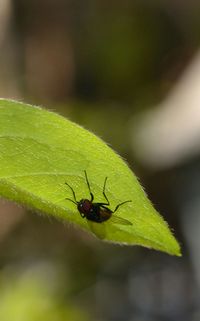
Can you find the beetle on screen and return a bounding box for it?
[65,170,132,225]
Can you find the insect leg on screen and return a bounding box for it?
[113,200,132,213]
[84,170,94,201]
[102,177,110,205]
[95,203,110,207]
[65,198,77,205]
[65,182,78,203]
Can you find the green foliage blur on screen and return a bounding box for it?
[0,265,90,321]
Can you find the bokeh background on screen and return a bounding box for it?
[0,1,200,320]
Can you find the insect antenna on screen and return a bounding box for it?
[113,200,132,213]
[65,182,78,205]
[84,170,94,202]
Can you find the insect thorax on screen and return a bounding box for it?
[85,204,112,223]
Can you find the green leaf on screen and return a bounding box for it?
[0,99,181,256]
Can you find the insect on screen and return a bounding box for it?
[65,170,132,225]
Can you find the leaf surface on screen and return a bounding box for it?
[0,99,181,256]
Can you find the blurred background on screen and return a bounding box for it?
[0,0,200,320]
